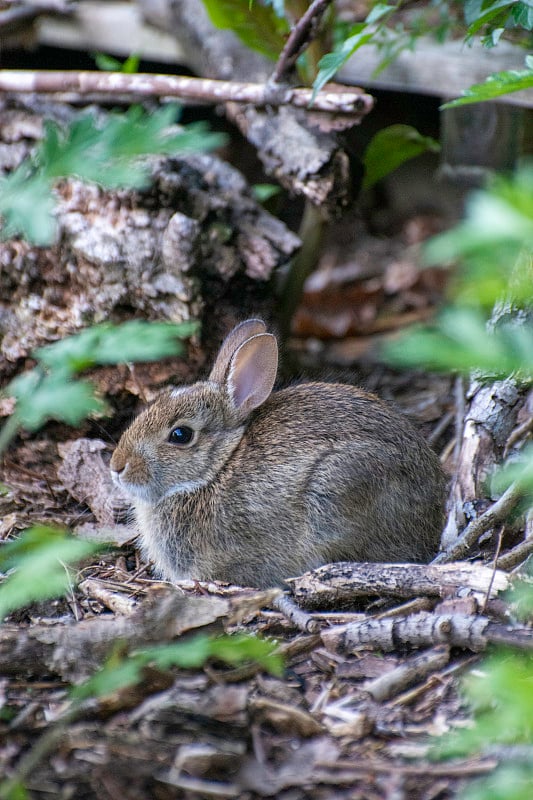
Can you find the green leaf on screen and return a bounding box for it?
[0,167,56,245]
[7,372,103,430]
[70,653,144,703]
[462,764,533,800]
[0,778,30,800]
[144,633,283,674]
[442,66,533,109]
[434,650,533,760]
[312,4,396,98]
[0,526,101,620]
[313,24,374,97]
[491,444,533,497]
[362,124,440,190]
[383,308,533,378]
[0,105,226,245]
[464,1,516,36]
[202,0,288,60]
[35,320,198,372]
[72,633,284,702]
[94,52,141,73]
[252,183,281,202]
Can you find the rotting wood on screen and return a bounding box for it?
[496,535,533,570]
[321,611,533,655]
[249,697,324,737]
[57,439,126,528]
[286,561,509,609]
[441,377,524,550]
[78,578,138,616]
[0,101,300,379]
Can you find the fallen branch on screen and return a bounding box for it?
[321,611,533,654]
[0,587,280,680]
[273,594,320,633]
[435,480,525,563]
[362,645,451,701]
[0,70,373,118]
[286,562,510,609]
[496,535,533,571]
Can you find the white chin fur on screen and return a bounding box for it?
[113,477,158,504]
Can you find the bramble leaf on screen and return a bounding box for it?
[202,0,287,60]
[0,526,101,620]
[362,124,440,190]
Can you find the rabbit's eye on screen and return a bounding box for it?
[169,426,195,446]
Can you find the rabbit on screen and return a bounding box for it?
[110,319,446,588]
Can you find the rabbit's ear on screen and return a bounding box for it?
[209,319,267,383]
[227,333,278,413]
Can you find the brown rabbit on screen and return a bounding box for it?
[110,319,446,588]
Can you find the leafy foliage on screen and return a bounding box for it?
[1,320,198,443]
[0,105,225,245]
[93,52,141,73]
[433,648,533,800]
[386,307,533,378]
[464,0,533,42]
[0,526,101,620]
[362,124,440,190]
[313,3,396,97]
[385,164,533,376]
[202,0,288,60]
[72,633,284,702]
[443,58,533,108]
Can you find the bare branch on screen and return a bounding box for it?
[0,69,373,119]
[286,561,510,609]
[435,480,525,564]
[322,611,533,654]
[271,0,334,84]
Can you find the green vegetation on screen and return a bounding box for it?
[0,319,198,454]
[0,104,225,245]
[0,526,101,620]
[384,164,533,800]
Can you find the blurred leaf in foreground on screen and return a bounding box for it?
[385,308,533,378]
[442,63,533,109]
[72,633,283,702]
[0,105,226,245]
[35,320,199,373]
[0,526,102,620]
[1,319,198,447]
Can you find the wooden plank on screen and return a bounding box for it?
[339,37,533,108]
[37,0,184,63]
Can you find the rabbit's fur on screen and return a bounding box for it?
[111,319,446,588]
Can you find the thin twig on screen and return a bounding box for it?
[435,481,524,564]
[0,70,373,117]
[453,375,465,467]
[482,527,504,614]
[503,414,533,457]
[271,0,334,83]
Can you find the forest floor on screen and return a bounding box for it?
[1,180,522,799]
